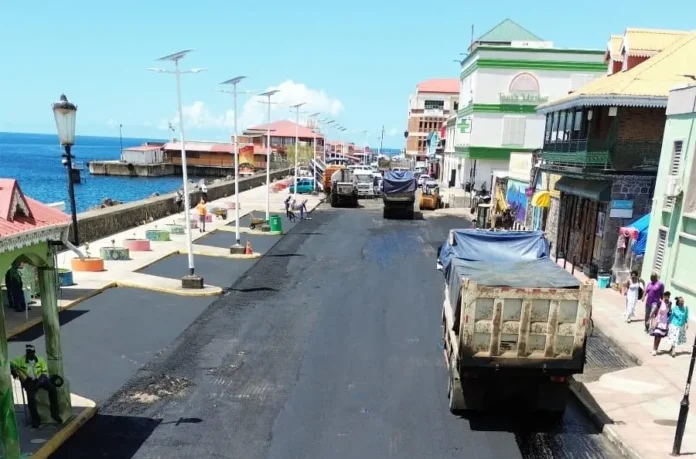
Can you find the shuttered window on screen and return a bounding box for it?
[653,229,667,274]
[502,116,526,147]
[665,141,684,210]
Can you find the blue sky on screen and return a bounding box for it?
[0,1,692,147]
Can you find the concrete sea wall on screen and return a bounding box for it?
[72,168,291,243]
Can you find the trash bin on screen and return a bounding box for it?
[269,215,283,234]
[597,273,611,289]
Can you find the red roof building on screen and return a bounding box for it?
[407,78,460,159]
[244,119,325,160]
[0,179,71,253]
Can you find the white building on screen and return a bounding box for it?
[443,19,606,191]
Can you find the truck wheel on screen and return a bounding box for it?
[331,194,338,207]
[383,208,389,219]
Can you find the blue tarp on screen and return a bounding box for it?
[438,229,549,271]
[438,230,578,307]
[383,170,416,194]
[626,213,650,256]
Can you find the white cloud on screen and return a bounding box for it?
[155,81,343,136]
[387,128,399,136]
[239,80,344,129]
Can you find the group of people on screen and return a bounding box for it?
[284,195,309,222]
[624,271,689,357]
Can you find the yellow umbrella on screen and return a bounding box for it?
[531,190,551,208]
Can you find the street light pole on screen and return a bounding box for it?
[290,102,306,201]
[309,112,320,192]
[671,333,696,456]
[149,50,206,289]
[220,76,247,254]
[259,90,280,221]
[52,94,80,246]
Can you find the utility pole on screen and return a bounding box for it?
[379,125,385,157]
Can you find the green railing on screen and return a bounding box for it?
[542,139,662,171]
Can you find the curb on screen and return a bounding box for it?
[32,404,98,459]
[570,379,644,459]
[117,280,223,297]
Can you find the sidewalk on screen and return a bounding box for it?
[559,261,696,459]
[4,180,322,338]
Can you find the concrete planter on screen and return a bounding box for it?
[99,246,130,261]
[71,257,105,272]
[57,268,74,286]
[123,239,151,251]
[145,229,171,242]
[164,224,186,235]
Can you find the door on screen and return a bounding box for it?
[449,169,456,187]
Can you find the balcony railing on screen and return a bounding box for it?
[542,139,662,172]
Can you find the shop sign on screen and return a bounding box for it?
[458,117,471,134]
[498,92,549,104]
[610,199,634,218]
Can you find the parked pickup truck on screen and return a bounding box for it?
[438,229,592,418]
[382,170,416,219]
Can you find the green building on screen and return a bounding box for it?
[642,84,696,307]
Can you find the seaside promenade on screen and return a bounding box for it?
[5,179,323,457]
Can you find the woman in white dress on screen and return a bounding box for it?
[623,270,643,323]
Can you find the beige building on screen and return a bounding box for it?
[406,79,459,159]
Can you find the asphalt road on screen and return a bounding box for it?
[53,200,623,459]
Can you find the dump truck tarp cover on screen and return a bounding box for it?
[439,230,580,306]
[383,170,416,194]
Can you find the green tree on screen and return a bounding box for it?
[285,144,317,166]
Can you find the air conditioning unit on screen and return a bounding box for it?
[665,176,683,198]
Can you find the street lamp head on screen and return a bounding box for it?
[221,76,247,85]
[310,112,320,117]
[52,94,77,146]
[290,102,306,109]
[188,68,207,73]
[155,49,194,62]
[259,89,280,97]
[147,67,167,73]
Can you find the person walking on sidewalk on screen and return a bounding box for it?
[196,199,208,233]
[284,195,296,222]
[643,273,664,333]
[649,291,672,356]
[667,296,689,357]
[623,270,644,323]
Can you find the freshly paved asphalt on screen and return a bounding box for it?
[52,201,622,458]
[138,254,256,290]
[9,288,210,403]
[195,231,281,253]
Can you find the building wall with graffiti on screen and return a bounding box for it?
[506,179,528,223]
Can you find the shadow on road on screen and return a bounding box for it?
[266,253,304,258]
[9,310,89,342]
[230,286,278,293]
[50,414,162,458]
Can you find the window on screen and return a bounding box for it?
[544,113,552,143]
[670,141,684,176]
[509,73,539,93]
[502,116,526,147]
[653,229,667,274]
[424,100,444,110]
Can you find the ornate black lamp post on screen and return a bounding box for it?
[52,94,79,245]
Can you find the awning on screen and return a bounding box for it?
[554,177,612,201]
[531,191,551,208]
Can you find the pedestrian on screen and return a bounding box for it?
[299,199,308,220]
[667,296,689,358]
[643,273,664,333]
[196,199,208,233]
[4,261,27,312]
[174,190,184,213]
[649,291,672,356]
[199,180,209,203]
[11,344,62,428]
[284,195,296,222]
[623,270,644,323]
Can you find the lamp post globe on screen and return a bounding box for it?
[52,94,77,146]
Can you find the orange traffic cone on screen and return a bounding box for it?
[245,240,253,255]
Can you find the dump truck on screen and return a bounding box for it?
[330,168,358,207]
[382,170,416,219]
[323,165,344,194]
[354,169,376,198]
[419,184,442,210]
[438,230,592,417]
